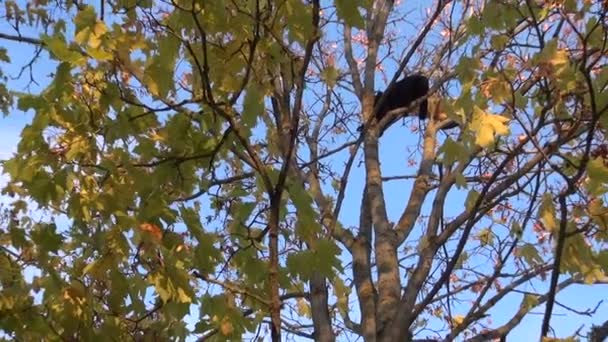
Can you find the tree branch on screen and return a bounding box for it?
[0,32,43,45]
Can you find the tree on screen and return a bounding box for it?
[0,0,607,341]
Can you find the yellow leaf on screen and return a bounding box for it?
[145,77,160,96]
[534,40,571,76]
[92,21,108,36]
[75,27,91,45]
[522,294,539,310]
[297,298,310,317]
[149,130,165,142]
[452,314,465,326]
[176,287,192,303]
[472,107,510,148]
[549,49,569,68]
[477,228,493,246]
[88,47,114,61]
[481,77,511,104]
[89,21,107,48]
[589,198,608,216]
[488,115,510,135]
[539,194,557,232]
[583,267,606,284]
[82,259,98,276]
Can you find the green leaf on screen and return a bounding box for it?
[46,62,73,98]
[31,223,64,253]
[144,34,180,97]
[522,293,539,310]
[586,159,608,195]
[242,84,264,132]
[0,47,10,62]
[198,294,253,338]
[516,244,543,266]
[286,250,315,280]
[454,172,467,188]
[148,269,193,304]
[455,251,469,268]
[464,190,480,211]
[17,94,47,112]
[320,66,340,88]
[511,221,523,238]
[234,249,268,283]
[335,0,364,29]
[467,15,484,36]
[286,239,341,280]
[74,5,97,33]
[314,239,342,274]
[287,177,320,241]
[438,137,468,166]
[455,57,481,84]
[285,0,314,44]
[490,35,509,50]
[41,34,86,65]
[597,250,608,274]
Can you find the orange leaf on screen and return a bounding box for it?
[139,222,163,244]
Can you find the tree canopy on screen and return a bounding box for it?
[1,0,608,341]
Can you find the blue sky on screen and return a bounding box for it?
[1,3,608,341]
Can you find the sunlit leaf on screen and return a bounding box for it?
[470,107,510,148]
[538,194,557,233]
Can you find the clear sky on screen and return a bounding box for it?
[1,3,607,341]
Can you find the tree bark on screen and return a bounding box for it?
[309,273,335,342]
